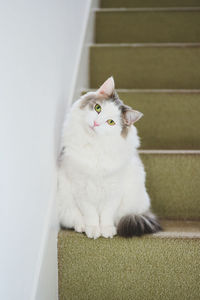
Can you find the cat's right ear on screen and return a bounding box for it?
[123,109,143,126]
[97,77,115,98]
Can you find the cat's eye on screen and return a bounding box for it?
[94,104,101,114]
[107,119,115,126]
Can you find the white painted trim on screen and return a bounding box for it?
[82,88,200,94]
[116,89,200,93]
[138,150,200,154]
[67,0,100,108]
[152,231,200,239]
[94,7,200,12]
[66,0,92,109]
[90,42,200,47]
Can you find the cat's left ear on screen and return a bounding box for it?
[123,109,143,126]
[97,76,115,98]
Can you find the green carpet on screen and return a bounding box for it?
[58,220,200,300]
[96,10,200,43]
[140,152,200,219]
[90,45,200,89]
[58,2,200,299]
[101,0,200,8]
[118,91,200,149]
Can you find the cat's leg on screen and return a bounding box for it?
[99,196,120,238]
[100,209,117,238]
[76,200,100,239]
[57,169,85,233]
[59,202,85,233]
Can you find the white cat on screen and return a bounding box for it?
[57,77,161,239]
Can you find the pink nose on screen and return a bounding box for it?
[94,121,100,127]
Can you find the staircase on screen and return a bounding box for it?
[58,1,200,299]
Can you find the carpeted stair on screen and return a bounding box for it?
[90,45,200,89]
[96,8,200,43]
[58,1,200,299]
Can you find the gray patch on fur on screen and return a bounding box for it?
[110,91,133,138]
[80,92,98,109]
[121,125,129,138]
[117,211,162,238]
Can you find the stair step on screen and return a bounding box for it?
[140,151,200,219]
[119,90,200,149]
[90,44,200,89]
[101,0,200,8]
[58,220,200,300]
[96,9,200,43]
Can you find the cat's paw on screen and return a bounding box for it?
[85,226,101,239]
[101,225,117,238]
[74,222,85,233]
[74,215,85,233]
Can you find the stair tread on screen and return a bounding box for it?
[58,219,200,300]
[59,220,200,240]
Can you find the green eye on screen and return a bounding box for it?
[107,119,115,126]
[94,104,101,113]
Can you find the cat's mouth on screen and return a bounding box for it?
[89,121,101,132]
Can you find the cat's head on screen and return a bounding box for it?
[79,77,143,137]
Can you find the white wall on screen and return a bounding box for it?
[0,1,94,299]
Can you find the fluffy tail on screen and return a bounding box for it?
[117,211,162,238]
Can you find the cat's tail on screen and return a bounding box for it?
[117,211,162,238]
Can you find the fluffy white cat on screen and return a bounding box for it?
[57,77,161,239]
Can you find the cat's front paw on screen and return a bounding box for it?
[74,222,85,233]
[85,226,100,239]
[101,225,117,238]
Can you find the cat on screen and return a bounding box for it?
[57,77,162,239]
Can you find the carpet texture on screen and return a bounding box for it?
[96,10,200,44]
[90,45,200,89]
[140,152,200,219]
[119,91,200,149]
[58,220,200,300]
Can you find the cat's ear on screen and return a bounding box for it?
[123,109,143,126]
[97,76,115,98]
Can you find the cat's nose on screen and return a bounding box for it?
[94,121,100,127]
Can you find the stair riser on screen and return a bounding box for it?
[101,0,200,8]
[58,234,200,300]
[96,11,200,43]
[141,153,200,219]
[118,92,200,149]
[90,46,200,89]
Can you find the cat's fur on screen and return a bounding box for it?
[57,77,161,239]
